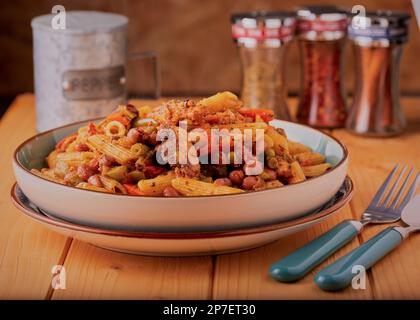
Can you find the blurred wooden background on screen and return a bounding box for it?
[0,0,418,109]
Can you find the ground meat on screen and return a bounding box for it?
[229,170,245,185]
[174,164,201,178]
[148,99,245,127]
[77,164,95,181]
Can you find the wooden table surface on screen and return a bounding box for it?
[1,94,420,299]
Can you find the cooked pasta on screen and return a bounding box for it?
[36,92,333,196]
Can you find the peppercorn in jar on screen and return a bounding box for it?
[231,11,296,120]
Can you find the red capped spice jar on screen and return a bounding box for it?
[296,6,348,128]
[231,11,296,120]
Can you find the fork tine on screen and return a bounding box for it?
[370,164,400,206]
[382,165,407,207]
[398,172,420,210]
[390,166,414,209]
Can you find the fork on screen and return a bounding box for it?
[270,164,420,282]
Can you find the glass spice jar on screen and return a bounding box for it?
[346,11,411,137]
[296,6,348,128]
[231,11,296,120]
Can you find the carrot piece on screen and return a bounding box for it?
[123,183,147,196]
[55,134,77,152]
[239,109,274,122]
[87,122,98,135]
[106,113,131,127]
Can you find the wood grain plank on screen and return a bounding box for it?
[212,205,373,299]
[51,241,213,299]
[332,97,420,300]
[0,94,72,299]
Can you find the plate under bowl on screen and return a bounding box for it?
[11,178,353,256]
[13,118,348,231]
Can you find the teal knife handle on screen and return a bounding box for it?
[315,227,403,291]
[270,220,361,282]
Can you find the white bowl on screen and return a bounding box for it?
[11,180,353,256]
[13,119,348,231]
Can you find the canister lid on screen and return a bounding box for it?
[231,11,296,46]
[348,11,411,44]
[296,6,348,40]
[31,11,128,34]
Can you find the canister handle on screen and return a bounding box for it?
[127,51,161,99]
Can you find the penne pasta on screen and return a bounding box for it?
[87,134,136,164]
[265,127,289,153]
[76,182,110,193]
[265,180,284,189]
[31,168,65,184]
[138,172,175,196]
[130,143,150,157]
[55,151,95,167]
[105,165,127,181]
[198,91,241,112]
[171,178,244,196]
[288,161,306,184]
[99,175,127,194]
[302,163,332,177]
[46,149,59,168]
[294,152,326,166]
[288,140,312,155]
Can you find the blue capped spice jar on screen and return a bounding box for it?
[346,11,411,137]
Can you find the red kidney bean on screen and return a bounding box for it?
[163,186,181,197]
[77,164,95,181]
[88,174,103,187]
[127,128,140,145]
[229,170,245,185]
[214,178,232,187]
[74,143,90,152]
[98,155,115,167]
[88,158,99,172]
[242,176,259,190]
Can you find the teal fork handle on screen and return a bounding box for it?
[270,220,361,282]
[315,227,403,291]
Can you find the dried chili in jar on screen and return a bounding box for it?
[296,6,348,128]
[231,11,296,120]
[346,11,411,137]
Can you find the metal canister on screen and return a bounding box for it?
[32,11,128,132]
